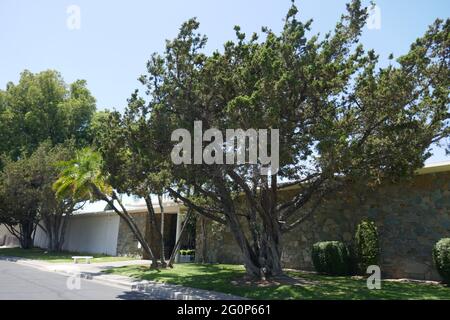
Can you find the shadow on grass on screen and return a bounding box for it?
[104,263,450,300]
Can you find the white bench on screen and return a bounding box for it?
[72,256,94,264]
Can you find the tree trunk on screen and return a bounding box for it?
[19,220,35,249]
[168,208,192,267]
[227,219,283,279]
[90,185,158,267]
[157,195,167,267]
[144,195,166,267]
[43,212,70,252]
[200,216,207,263]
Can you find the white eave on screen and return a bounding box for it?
[417,160,450,175]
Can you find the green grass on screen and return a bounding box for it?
[0,247,137,263]
[104,263,450,300]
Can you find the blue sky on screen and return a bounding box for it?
[0,0,449,163]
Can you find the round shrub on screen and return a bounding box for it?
[433,238,450,285]
[312,241,352,276]
[354,220,380,274]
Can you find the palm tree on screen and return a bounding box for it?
[53,148,157,265]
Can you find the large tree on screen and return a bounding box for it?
[103,1,449,278]
[0,69,96,161]
[0,69,97,249]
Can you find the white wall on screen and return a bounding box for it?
[34,213,120,256]
[0,224,20,247]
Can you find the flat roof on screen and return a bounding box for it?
[73,201,180,217]
[416,160,450,175]
[76,160,450,216]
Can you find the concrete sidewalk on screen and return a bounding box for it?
[0,256,245,300]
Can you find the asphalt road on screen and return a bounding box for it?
[0,260,151,300]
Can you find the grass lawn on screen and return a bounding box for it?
[0,247,137,264]
[104,263,450,300]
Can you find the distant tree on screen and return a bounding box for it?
[0,142,80,250]
[0,70,96,162]
[0,158,39,249]
[33,142,83,251]
[106,0,449,278]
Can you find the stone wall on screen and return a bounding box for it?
[116,212,147,257]
[196,171,450,280]
[116,211,178,258]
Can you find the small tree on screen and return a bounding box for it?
[53,148,158,266]
[0,142,82,250]
[33,142,83,251]
[354,220,380,274]
[0,155,41,248]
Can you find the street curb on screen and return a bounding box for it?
[75,270,246,300]
[0,256,246,300]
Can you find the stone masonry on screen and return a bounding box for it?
[196,170,450,280]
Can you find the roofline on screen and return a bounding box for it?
[416,160,450,175]
[76,160,450,216]
[277,160,450,192]
[73,202,180,217]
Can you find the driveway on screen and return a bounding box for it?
[0,260,152,300]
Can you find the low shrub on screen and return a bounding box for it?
[180,249,195,256]
[433,238,450,285]
[354,220,380,274]
[312,241,352,276]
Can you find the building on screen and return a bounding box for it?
[1,161,449,280]
[31,199,188,258]
[196,161,450,280]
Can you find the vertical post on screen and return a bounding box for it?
[174,205,183,263]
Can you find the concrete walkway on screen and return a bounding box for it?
[0,256,245,300]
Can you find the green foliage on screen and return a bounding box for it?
[0,142,76,248]
[105,263,450,300]
[180,249,195,256]
[0,247,137,263]
[312,241,352,276]
[93,0,450,277]
[354,220,380,274]
[53,148,112,201]
[433,238,450,285]
[0,70,96,161]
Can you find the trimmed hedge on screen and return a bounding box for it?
[180,249,195,256]
[312,241,352,276]
[433,238,450,285]
[354,220,380,274]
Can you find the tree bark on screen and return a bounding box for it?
[168,208,193,267]
[157,195,167,267]
[19,219,35,249]
[90,184,158,267]
[144,195,165,267]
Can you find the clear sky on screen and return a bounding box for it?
[0,0,449,163]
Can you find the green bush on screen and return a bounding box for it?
[312,241,352,276]
[354,220,380,274]
[179,249,195,256]
[433,238,450,285]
